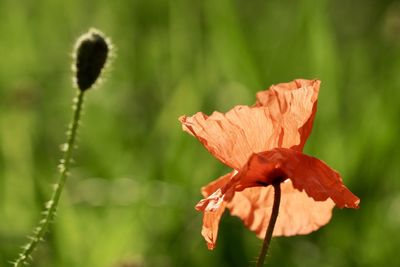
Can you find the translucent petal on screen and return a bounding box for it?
[227,182,335,238]
[179,79,320,169]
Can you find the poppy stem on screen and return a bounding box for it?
[12,90,85,267]
[256,182,281,267]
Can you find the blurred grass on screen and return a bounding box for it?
[1,0,400,266]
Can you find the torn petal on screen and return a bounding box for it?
[201,202,227,250]
[195,172,234,249]
[197,171,236,212]
[195,189,225,212]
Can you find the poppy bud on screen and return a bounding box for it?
[73,28,111,91]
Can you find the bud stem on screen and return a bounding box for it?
[256,182,281,267]
[13,90,85,267]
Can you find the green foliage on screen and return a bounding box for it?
[1,0,400,266]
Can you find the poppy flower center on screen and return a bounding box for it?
[256,167,288,186]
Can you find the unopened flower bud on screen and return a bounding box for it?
[73,28,111,91]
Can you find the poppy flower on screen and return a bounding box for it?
[179,79,360,250]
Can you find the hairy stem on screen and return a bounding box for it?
[256,183,281,267]
[13,90,85,267]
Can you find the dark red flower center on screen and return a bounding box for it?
[256,167,288,186]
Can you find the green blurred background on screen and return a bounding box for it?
[1,0,400,266]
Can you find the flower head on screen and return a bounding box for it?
[179,79,360,249]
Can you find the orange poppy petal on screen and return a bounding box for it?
[227,182,335,239]
[255,79,320,151]
[195,172,234,249]
[179,107,277,169]
[196,177,335,248]
[236,148,360,208]
[179,80,319,169]
[200,203,227,250]
[200,171,235,197]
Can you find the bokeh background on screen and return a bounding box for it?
[1,0,400,266]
